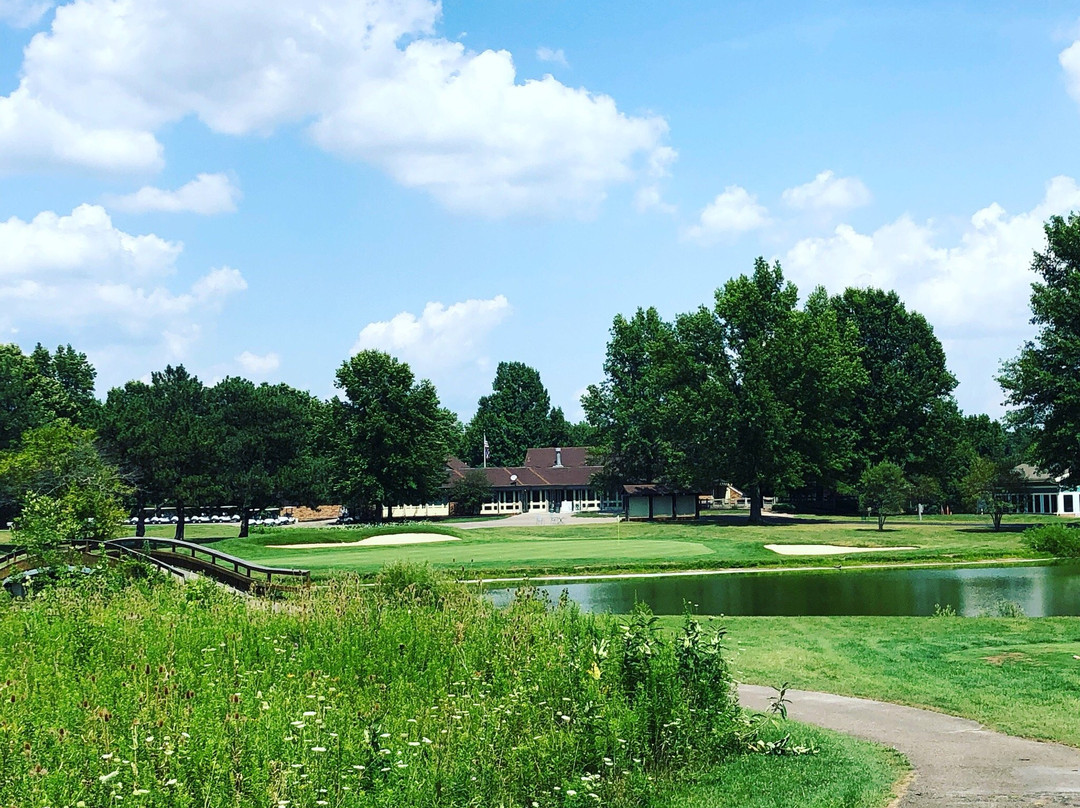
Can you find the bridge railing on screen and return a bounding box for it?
[106,537,311,586]
[0,538,309,590]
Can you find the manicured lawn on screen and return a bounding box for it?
[688,615,1080,747]
[659,723,906,808]
[203,513,1066,579]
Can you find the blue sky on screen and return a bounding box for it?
[2,0,1079,425]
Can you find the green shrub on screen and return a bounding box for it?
[1022,523,1080,557]
[770,502,796,514]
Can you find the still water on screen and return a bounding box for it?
[485,563,1080,617]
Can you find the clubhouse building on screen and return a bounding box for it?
[448,446,622,514]
[1013,464,1080,517]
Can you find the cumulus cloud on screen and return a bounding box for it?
[351,295,511,378]
[782,175,1080,414]
[536,47,568,67]
[683,186,770,243]
[0,0,668,216]
[0,203,246,354]
[0,0,52,27]
[105,173,241,215]
[782,170,871,212]
[236,350,281,375]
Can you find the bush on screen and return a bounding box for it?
[770,502,796,514]
[1022,523,1080,557]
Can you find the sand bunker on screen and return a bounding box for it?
[276,533,460,549]
[765,543,917,556]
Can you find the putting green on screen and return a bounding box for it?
[261,538,714,573]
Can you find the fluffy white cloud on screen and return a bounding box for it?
[105,173,241,215]
[683,186,770,243]
[0,203,246,352]
[236,350,281,375]
[536,47,568,67]
[0,0,52,27]
[782,170,871,212]
[782,175,1080,414]
[1,0,668,216]
[1060,39,1080,104]
[352,295,511,378]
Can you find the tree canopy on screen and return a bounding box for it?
[329,351,457,520]
[830,287,962,489]
[999,212,1080,487]
[463,362,565,467]
[0,343,96,452]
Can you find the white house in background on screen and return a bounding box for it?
[1012,464,1080,516]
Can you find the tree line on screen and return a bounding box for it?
[2,212,1078,541]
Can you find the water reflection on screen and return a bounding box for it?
[485,563,1080,617]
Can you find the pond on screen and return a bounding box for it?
[485,562,1080,617]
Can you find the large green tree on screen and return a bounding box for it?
[706,262,864,523]
[208,378,323,538]
[329,351,457,521]
[0,343,95,452]
[0,420,128,550]
[583,308,695,487]
[99,380,157,536]
[999,213,1080,486]
[960,456,1023,531]
[585,260,864,523]
[463,362,560,467]
[140,366,218,540]
[858,461,909,531]
[830,288,962,489]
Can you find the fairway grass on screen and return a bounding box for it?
[205,513,1066,579]
[694,615,1080,748]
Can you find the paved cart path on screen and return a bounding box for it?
[739,685,1080,807]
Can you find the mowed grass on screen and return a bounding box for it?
[688,615,1080,747]
[660,723,906,808]
[204,513,1067,579]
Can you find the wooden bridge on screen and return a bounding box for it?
[0,537,310,595]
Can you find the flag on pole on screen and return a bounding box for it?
[483,434,490,467]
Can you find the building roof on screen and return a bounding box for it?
[448,446,602,489]
[522,446,595,468]
[622,484,700,496]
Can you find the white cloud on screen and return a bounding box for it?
[0,0,52,27]
[634,185,675,214]
[782,175,1080,414]
[352,295,511,378]
[782,170,871,212]
[1060,39,1080,104]
[0,203,246,355]
[683,186,770,243]
[105,173,241,215]
[236,350,281,375]
[536,47,568,67]
[0,0,668,216]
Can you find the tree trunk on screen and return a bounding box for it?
[174,501,185,541]
[748,484,763,525]
[877,513,886,531]
[135,495,146,538]
[239,507,250,539]
[992,510,1003,531]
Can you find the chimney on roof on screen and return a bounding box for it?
[554,447,563,468]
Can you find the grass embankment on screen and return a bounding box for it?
[206,514,1065,580]
[687,615,1080,748]
[0,571,904,807]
